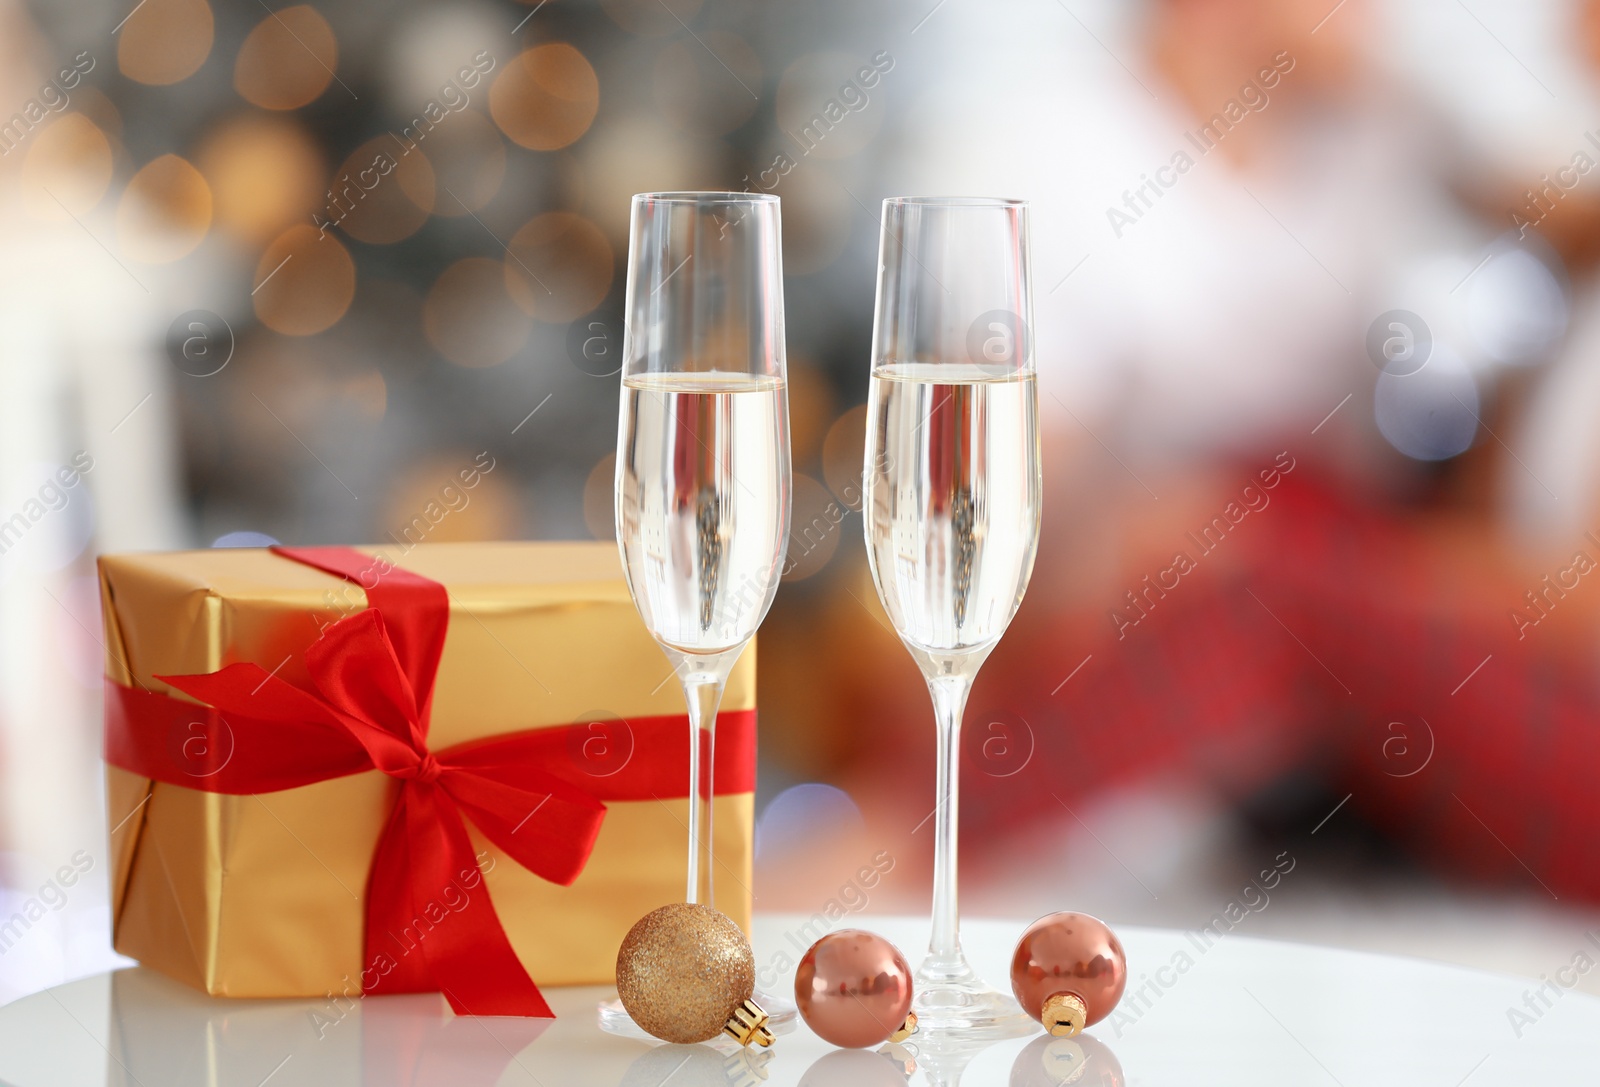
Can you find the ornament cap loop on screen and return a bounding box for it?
[724,998,775,1048]
[1043,991,1087,1037]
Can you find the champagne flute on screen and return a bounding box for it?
[863,196,1041,1038]
[603,191,793,1035]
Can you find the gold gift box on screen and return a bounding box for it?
[97,542,754,999]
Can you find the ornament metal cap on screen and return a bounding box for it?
[1042,992,1087,1037]
[723,998,775,1048]
[888,1010,919,1043]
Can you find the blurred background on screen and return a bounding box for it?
[3,0,1600,1011]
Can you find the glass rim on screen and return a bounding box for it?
[632,190,780,206]
[883,195,1027,209]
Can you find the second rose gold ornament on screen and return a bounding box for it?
[1009,912,1127,1037]
[795,929,918,1048]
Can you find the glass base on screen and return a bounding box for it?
[597,990,798,1045]
[911,959,1038,1041]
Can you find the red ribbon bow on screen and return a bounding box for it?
[104,546,754,1017]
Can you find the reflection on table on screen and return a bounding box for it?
[4,918,1597,1086]
[105,968,551,1087]
[85,964,1133,1087]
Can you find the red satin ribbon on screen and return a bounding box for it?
[103,545,755,1018]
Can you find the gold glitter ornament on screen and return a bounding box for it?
[616,902,774,1046]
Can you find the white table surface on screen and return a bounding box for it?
[0,913,1595,1086]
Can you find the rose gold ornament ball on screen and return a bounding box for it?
[1010,912,1127,1032]
[795,929,914,1048]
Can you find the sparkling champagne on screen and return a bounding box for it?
[617,371,790,654]
[865,362,1040,655]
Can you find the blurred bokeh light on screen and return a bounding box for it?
[421,109,506,216]
[20,114,111,219]
[252,223,356,335]
[197,114,325,245]
[116,154,211,263]
[599,0,705,38]
[489,44,600,151]
[424,256,533,368]
[332,136,435,244]
[234,5,338,110]
[653,33,763,134]
[116,0,213,86]
[504,211,613,322]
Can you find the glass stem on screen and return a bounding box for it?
[924,670,973,977]
[682,672,725,906]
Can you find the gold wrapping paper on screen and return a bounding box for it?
[98,542,755,999]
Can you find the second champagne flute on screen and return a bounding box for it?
[615,192,791,907]
[863,196,1042,1039]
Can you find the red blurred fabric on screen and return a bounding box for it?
[963,470,1600,902]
